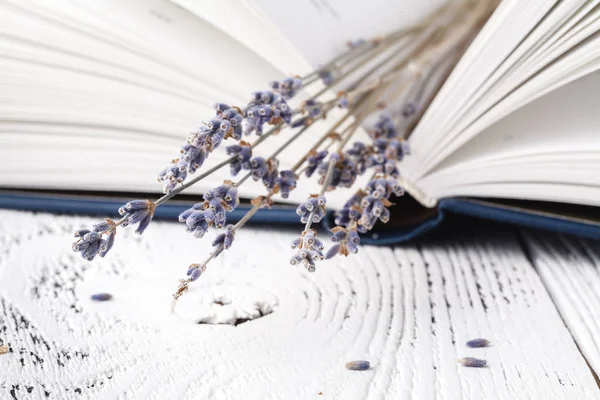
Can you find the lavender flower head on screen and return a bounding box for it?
[317,153,357,189]
[318,69,336,86]
[270,76,303,99]
[325,226,360,258]
[225,140,252,176]
[187,263,207,282]
[296,194,327,224]
[118,199,156,234]
[290,229,325,272]
[249,156,279,190]
[72,218,118,260]
[305,150,328,177]
[274,170,298,198]
[212,224,236,257]
[244,91,293,136]
[158,104,243,193]
[178,181,239,236]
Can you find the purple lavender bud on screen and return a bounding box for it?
[91,221,112,232]
[193,221,210,238]
[257,105,272,118]
[379,208,390,223]
[127,209,150,225]
[83,232,102,243]
[458,357,487,368]
[325,244,341,259]
[181,144,200,162]
[401,141,410,155]
[224,187,239,210]
[250,157,268,180]
[346,240,358,254]
[187,266,203,281]
[291,238,302,249]
[290,253,303,266]
[319,69,335,86]
[178,208,195,222]
[347,142,367,156]
[206,117,221,132]
[348,38,367,48]
[186,210,206,230]
[135,214,153,235]
[296,203,308,215]
[125,200,149,211]
[466,338,490,348]
[275,170,297,198]
[348,230,360,245]
[99,230,116,257]
[189,149,207,172]
[91,293,113,301]
[331,230,347,242]
[262,170,278,190]
[74,229,91,238]
[291,116,311,128]
[305,150,328,177]
[223,232,235,249]
[209,130,226,150]
[212,184,230,199]
[214,103,230,112]
[305,258,316,273]
[219,119,231,133]
[212,233,225,247]
[338,97,349,108]
[83,240,101,261]
[402,102,417,118]
[345,360,370,370]
[72,241,89,252]
[312,207,325,223]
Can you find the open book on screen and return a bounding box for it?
[1,0,600,242]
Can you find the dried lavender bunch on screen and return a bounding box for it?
[69,1,491,300]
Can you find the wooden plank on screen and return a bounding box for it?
[522,230,600,380]
[0,210,598,399]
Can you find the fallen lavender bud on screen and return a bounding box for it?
[458,357,487,368]
[91,293,113,301]
[466,338,490,348]
[345,360,370,370]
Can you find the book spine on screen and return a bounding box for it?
[397,176,438,208]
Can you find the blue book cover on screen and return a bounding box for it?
[2,190,599,245]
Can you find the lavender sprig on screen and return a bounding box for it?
[67,2,489,301]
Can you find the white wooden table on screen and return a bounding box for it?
[0,210,599,399]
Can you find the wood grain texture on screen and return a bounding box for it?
[0,210,598,399]
[523,231,600,381]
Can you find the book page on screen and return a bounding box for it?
[415,70,600,207]
[248,0,446,67]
